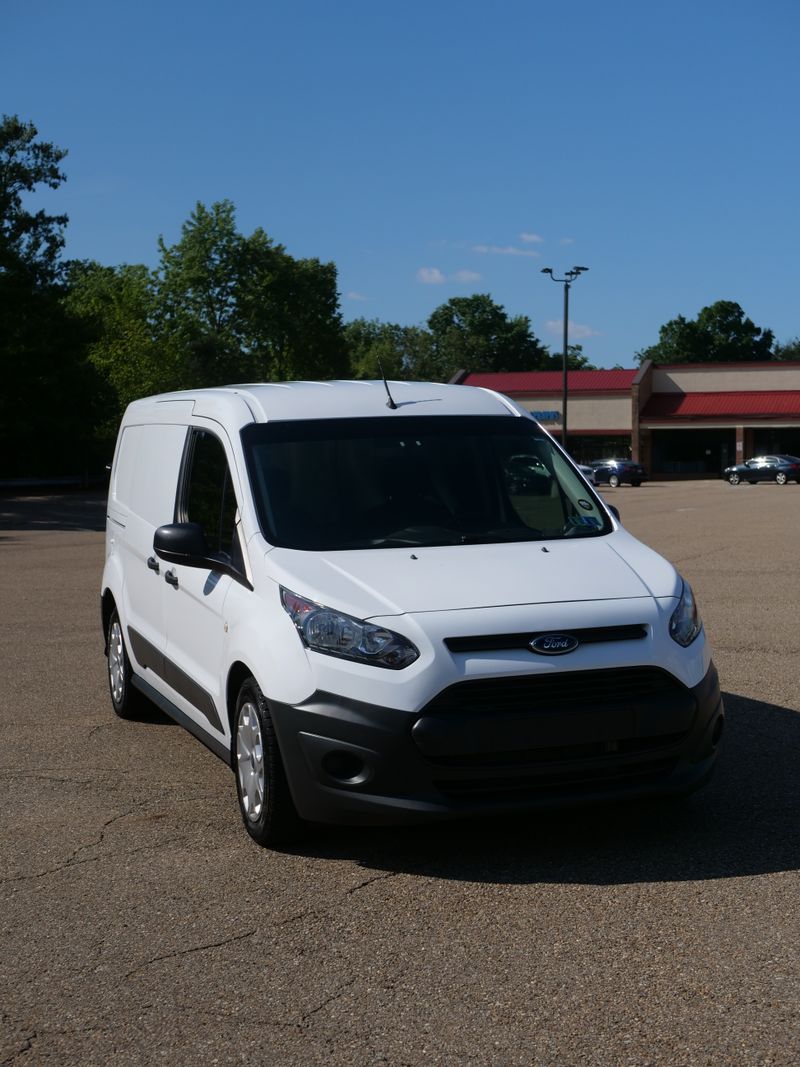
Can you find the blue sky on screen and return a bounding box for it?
[4,0,799,367]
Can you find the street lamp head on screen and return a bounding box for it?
[540,267,553,275]
[573,266,589,273]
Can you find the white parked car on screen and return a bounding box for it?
[102,380,724,847]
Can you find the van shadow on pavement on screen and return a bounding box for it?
[292,692,800,886]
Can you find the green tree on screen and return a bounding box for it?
[538,343,596,371]
[425,294,550,381]
[155,201,348,386]
[0,116,104,478]
[773,337,800,361]
[637,300,774,364]
[0,115,68,283]
[65,261,172,429]
[345,318,433,380]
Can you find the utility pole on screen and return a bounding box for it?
[540,266,589,453]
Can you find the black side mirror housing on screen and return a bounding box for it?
[153,522,253,589]
[154,522,212,568]
[608,504,621,522]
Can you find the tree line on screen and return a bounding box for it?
[2,115,798,480]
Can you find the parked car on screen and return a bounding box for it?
[590,459,647,487]
[723,455,800,485]
[102,381,722,848]
[575,463,597,485]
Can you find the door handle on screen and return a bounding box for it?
[164,569,179,588]
[147,556,160,574]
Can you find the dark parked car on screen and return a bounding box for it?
[723,454,800,485]
[590,459,647,487]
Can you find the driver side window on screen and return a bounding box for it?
[181,430,243,570]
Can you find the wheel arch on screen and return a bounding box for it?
[101,589,117,655]
[226,660,256,734]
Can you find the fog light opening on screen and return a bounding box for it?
[322,750,366,783]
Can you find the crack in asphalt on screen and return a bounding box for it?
[0,809,135,887]
[345,870,401,895]
[299,976,358,1024]
[122,928,259,982]
[0,1029,37,1067]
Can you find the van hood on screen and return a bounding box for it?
[266,530,680,620]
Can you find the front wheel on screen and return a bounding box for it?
[234,678,303,847]
[776,472,787,485]
[727,473,740,485]
[608,474,620,488]
[106,609,142,719]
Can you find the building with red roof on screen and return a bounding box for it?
[454,361,800,477]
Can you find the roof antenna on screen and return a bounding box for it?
[378,361,398,409]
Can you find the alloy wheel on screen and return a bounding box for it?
[108,619,125,704]
[236,702,266,822]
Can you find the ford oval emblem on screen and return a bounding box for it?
[529,633,579,655]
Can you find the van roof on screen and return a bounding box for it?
[128,380,525,427]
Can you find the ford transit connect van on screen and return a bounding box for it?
[101,381,724,847]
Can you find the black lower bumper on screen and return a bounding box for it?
[268,662,724,825]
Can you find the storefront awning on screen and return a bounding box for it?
[642,391,800,420]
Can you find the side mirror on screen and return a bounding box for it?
[153,522,252,589]
[154,522,212,568]
[608,504,621,523]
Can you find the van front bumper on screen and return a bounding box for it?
[268,662,724,825]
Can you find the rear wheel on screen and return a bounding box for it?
[234,677,303,847]
[776,472,787,485]
[608,474,620,488]
[631,480,642,487]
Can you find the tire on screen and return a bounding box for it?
[776,472,787,485]
[727,473,740,485]
[608,474,620,488]
[631,481,642,487]
[233,677,303,847]
[106,609,143,719]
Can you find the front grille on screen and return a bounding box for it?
[427,731,688,769]
[433,758,678,801]
[424,666,683,716]
[412,668,696,786]
[444,624,647,654]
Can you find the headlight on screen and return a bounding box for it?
[280,587,419,669]
[669,578,702,647]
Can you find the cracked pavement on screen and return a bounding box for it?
[1,484,799,1065]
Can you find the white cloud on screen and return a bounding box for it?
[519,232,544,244]
[416,267,482,285]
[559,236,575,245]
[346,291,367,301]
[473,244,540,258]
[417,267,446,284]
[545,319,600,339]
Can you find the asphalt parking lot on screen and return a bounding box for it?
[1,481,799,1065]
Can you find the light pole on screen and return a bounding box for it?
[541,266,589,454]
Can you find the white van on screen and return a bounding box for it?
[102,380,724,847]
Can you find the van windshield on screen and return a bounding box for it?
[241,415,612,550]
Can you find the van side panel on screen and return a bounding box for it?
[111,423,188,679]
